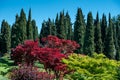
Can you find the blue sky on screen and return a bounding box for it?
[0,0,120,31]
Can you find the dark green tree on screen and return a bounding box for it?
[11,14,20,48]
[83,12,94,56]
[101,14,107,53]
[39,21,48,41]
[94,12,103,53]
[57,12,66,39]
[51,20,57,36]
[0,20,11,53]
[32,20,38,40]
[65,12,73,40]
[104,13,115,59]
[74,8,86,53]
[116,15,120,60]
[55,13,59,36]
[18,8,27,43]
[27,9,33,40]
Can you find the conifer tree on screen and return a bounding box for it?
[94,12,103,53]
[104,13,115,59]
[57,12,66,39]
[116,15,120,60]
[51,20,57,36]
[55,13,59,36]
[39,21,48,41]
[74,8,86,53]
[32,20,38,40]
[27,9,33,40]
[11,14,20,48]
[18,8,27,43]
[0,20,11,53]
[83,12,94,56]
[65,12,72,40]
[101,14,107,53]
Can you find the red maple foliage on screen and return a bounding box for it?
[11,40,39,65]
[41,35,80,54]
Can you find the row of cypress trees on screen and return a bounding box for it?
[0,8,120,60]
[0,8,38,54]
[40,8,120,60]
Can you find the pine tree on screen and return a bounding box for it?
[83,12,94,56]
[104,13,115,59]
[27,9,33,40]
[94,12,103,53]
[11,14,20,48]
[55,13,59,36]
[32,20,38,40]
[74,8,86,53]
[101,14,107,53]
[65,12,72,40]
[18,8,27,43]
[0,20,11,53]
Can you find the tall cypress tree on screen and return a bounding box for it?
[74,8,85,53]
[101,14,107,53]
[55,13,59,36]
[104,13,115,59]
[11,14,20,48]
[65,12,72,40]
[0,20,11,53]
[57,12,66,39]
[40,21,48,41]
[47,18,52,35]
[32,20,38,40]
[94,12,103,53]
[83,12,94,56]
[27,8,33,40]
[51,20,57,36]
[116,15,120,60]
[18,8,27,43]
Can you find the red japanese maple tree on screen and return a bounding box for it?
[11,35,79,80]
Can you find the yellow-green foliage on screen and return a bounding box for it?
[62,53,120,80]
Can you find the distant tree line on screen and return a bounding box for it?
[0,8,120,60]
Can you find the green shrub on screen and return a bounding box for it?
[62,53,120,80]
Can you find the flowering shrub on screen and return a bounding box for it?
[10,64,55,80]
[41,35,79,54]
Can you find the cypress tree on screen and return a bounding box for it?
[51,20,57,36]
[27,8,33,40]
[94,12,103,53]
[83,12,94,56]
[55,13,59,37]
[0,20,11,53]
[65,12,72,40]
[18,8,27,43]
[101,14,107,53]
[74,8,85,53]
[11,14,20,48]
[104,13,115,59]
[116,15,120,60]
[57,12,66,39]
[47,18,52,35]
[32,20,38,40]
[39,21,48,41]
